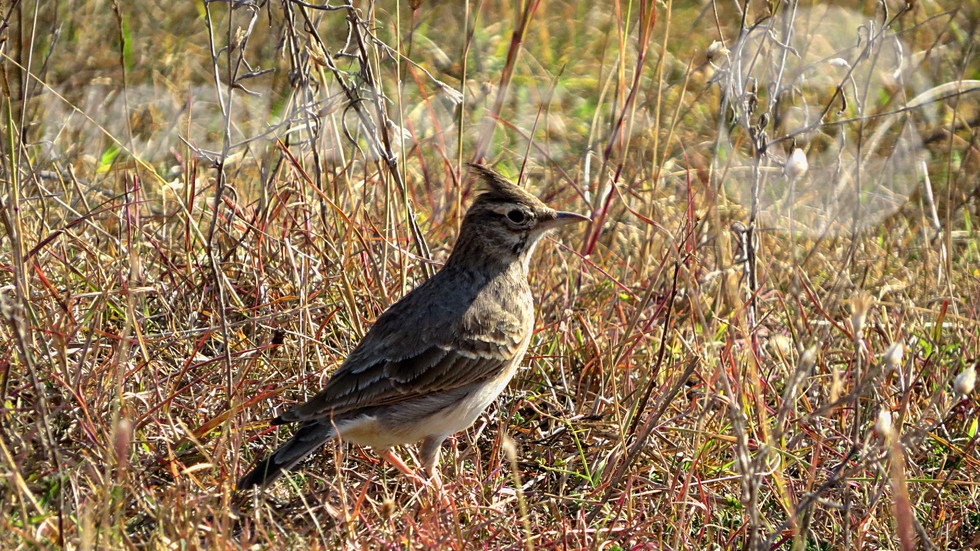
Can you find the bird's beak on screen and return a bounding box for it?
[539,211,591,231]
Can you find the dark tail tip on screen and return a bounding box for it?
[237,421,334,490]
[237,456,284,491]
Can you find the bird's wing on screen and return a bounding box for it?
[275,286,530,425]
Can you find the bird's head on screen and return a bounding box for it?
[447,164,590,270]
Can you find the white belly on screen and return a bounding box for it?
[335,358,521,450]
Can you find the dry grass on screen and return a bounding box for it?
[1,0,979,549]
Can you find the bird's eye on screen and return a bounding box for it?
[506,209,527,224]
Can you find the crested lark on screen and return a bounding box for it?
[238,164,588,490]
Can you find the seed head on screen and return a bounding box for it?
[849,291,874,341]
[876,409,894,438]
[954,366,976,397]
[785,148,809,180]
[883,342,904,372]
[706,40,729,61]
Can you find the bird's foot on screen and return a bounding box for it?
[379,449,452,507]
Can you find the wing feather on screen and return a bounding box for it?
[275,278,530,425]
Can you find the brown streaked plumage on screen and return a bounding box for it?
[238,163,589,490]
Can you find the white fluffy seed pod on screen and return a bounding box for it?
[876,409,894,438]
[883,342,904,372]
[785,148,809,180]
[954,366,976,397]
[706,40,729,60]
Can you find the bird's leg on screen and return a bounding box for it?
[419,435,444,479]
[424,465,452,508]
[379,447,451,507]
[419,436,452,507]
[379,448,421,480]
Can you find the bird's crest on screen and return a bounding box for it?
[466,163,540,205]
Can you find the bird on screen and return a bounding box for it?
[237,163,589,490]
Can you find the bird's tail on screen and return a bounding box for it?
[237,421,335,490]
